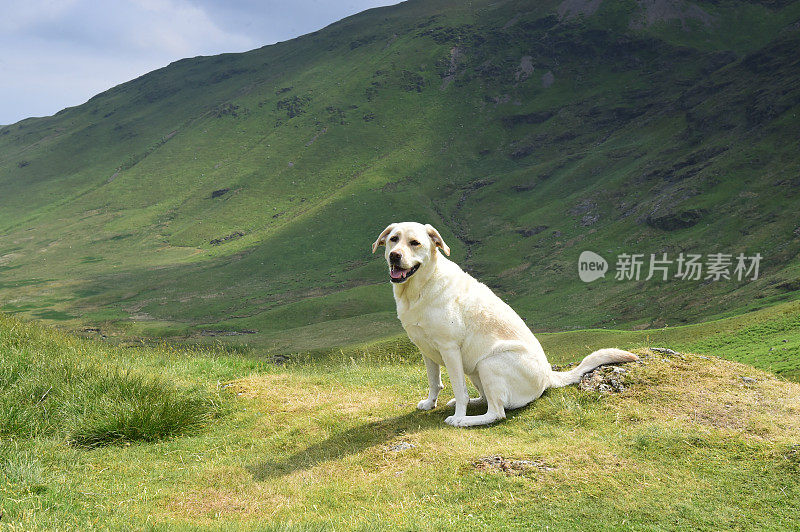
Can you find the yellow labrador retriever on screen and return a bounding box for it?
[372,221,638,427]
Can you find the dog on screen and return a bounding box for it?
[372,221,638,427]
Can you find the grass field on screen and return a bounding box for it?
[2,307,799,530]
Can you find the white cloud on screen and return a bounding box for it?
[0,0,257,124]
[0,0,80,33]
[123,0,255,56]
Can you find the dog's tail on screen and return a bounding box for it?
[549,348,639,388]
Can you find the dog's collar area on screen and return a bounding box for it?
[390,263,420,283]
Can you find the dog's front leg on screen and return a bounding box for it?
[417,355,443,410]
[439,345,469,425]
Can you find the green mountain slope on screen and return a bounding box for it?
[1,0,799,351]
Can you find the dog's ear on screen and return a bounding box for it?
[371,224,397,253]
[425,224,450,256]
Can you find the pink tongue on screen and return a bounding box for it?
[390,268,406,279]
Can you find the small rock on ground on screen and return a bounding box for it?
[650,347,678,355]
[388,442,415,452]
[580,365,629,393]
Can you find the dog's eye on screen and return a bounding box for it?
[409,240,420,246]
[389,235,399,242]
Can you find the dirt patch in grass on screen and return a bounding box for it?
[473,455,556,476]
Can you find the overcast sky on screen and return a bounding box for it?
[0,0,401,125]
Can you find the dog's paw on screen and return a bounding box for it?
[417,399,437,411]
[445,414,502,427]
[445,415,466,427]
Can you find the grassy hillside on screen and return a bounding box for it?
[1,0,800,353]
[2,313,800,529]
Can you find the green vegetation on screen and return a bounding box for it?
[0,314,218,447]
[0,0,798,354]
[2,0,799,528]
[2,312,799,529]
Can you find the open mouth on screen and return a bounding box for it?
[389,263,420,283]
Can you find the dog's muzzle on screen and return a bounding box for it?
[390,263,420,283]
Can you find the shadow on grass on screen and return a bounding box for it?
[246,403,502,480]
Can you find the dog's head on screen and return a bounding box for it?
[371,222,450,284]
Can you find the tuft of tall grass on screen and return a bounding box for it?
[63,369,215,447]
[0,444,47,493]
[0,314,217,447]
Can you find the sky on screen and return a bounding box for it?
[0,0,401,125]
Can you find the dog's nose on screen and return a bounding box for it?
[389,251,402,264]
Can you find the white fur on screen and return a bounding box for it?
[372,221,638,427]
